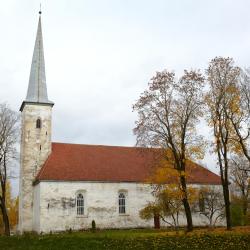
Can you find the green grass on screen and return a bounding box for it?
[1,228,250,250]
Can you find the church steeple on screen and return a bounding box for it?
[20,12,53,111]
[19,10,54,232]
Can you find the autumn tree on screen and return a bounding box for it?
[228,68,250,165]
[205,57,241,230]
[133,69,205,231]
[9,196,18,230]
[140,184,183,230]
[230,156,250,219]
[0,182,19,232]
[0,103,19,236]
[198,186,225,227]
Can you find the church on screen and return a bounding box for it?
[18,13,222,233]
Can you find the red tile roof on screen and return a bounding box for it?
[36,142,221,185]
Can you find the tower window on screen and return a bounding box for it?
[36,118,41,129]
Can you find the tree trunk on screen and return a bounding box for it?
[222,182,232,230]
[216,134,232,230]
[242,197,248,225]
[242,199,248,216]
[154,214,160,229]
[0,202,10,236]
[180,175,193,231]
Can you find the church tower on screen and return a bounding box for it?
[19,11,54,232]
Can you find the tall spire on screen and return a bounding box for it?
[21,11,53,110]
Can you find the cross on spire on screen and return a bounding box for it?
[39,4,42,15]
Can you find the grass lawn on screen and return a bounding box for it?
[1,227,250,250]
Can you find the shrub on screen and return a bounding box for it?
[244,211,250,226]
[231,203,244,226]
[91,220,96,233]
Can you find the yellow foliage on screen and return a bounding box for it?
[186,145,206,160]
[8,197,18,228]
[0,181,18,230]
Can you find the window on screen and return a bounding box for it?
[36,118,41,129]
[118,193,126,214]
[76,193,84,215]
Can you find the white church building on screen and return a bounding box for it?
[18,13,222,233]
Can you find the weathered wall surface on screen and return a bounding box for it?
[34,182,225,233]
[37,181,155,233]
[19,104,52,233]
[32,184,40,232]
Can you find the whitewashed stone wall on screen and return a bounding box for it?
[33,181,224,233]
[36,182,155,233]
[19,104,52,233]
[32,184,40,232]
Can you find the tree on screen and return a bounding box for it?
[230,156,250,219]
[8,196,18,230]
[0,103,19,236]
[205,57,241,230]
[133,69,205,231]
[198,186,225,227]
[0,182,19,232]
[241,69,250,117]
[228,69,250,165]
[140,184,184,230]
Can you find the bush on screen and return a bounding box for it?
[91,220,96,233]
[244,211,250,226]
[231,204,244,226]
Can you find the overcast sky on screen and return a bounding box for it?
[1,0,250,196]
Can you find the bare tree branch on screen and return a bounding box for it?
[0,103,19,236]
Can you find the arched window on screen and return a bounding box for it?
[76,193,84,215]
[118,193,126,214]
[36,118,41,129]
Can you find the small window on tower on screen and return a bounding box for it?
[36,118,41,129]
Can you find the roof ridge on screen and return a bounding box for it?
[51,141,152,150]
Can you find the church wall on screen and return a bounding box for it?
[35,181,225,233]
[38,181,155,233]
